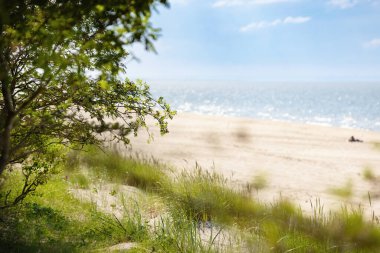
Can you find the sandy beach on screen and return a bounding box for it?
[128,113,380,215]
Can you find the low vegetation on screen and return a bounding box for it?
[363,166,377,182]
[1,149,380,252]
[75,148,168,191]
[248,173,268,193]
[328,179,354,199]
[0,177,131,252]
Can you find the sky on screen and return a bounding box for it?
[127,0,380,83]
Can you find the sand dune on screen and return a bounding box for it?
[127,113,380,215]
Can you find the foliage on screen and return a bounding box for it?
[0,150,60,208]
[0,0,174,207]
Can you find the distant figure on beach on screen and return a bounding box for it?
[349,136,363,143]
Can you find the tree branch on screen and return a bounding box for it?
[15,85,44,115]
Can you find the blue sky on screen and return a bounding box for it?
[127,0,380,82]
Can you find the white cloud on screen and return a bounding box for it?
[283,16,311,24]
[240,16,311,32]
[328,0,358,9]
[212,0,295,8]
[364,38,380,48]
[240,19,282,31]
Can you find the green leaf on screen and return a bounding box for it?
[98,80,110,90]
[95,5,105,12]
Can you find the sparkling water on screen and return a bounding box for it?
[151,81,380,132]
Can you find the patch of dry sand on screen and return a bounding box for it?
[126,113,380,216]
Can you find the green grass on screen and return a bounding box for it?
[0,176,137,252]
[70,172,91,189]
[363,166,376,182]
[3,150,380,252]
[70,148,167,191]
[163,167,265,225]
[328,180,353,199]
[247,173,268,193]
[143,211,224,253]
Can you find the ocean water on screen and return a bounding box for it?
[151,82,380,132]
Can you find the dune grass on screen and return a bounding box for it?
[2,149,380,252]
[82,150,380,252]
[162,166,266,226]
[243,172,268,194]
[70,172,91,189]
[328,180,354,199]
[373,142,380,151]
[65,147,167,191]
[363,166,377,182]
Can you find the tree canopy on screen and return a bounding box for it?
[0,0,174,207]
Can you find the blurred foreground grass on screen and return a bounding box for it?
[1,148,380,252]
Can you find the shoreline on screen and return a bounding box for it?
[174,111,380,133]
[126,113,380,215]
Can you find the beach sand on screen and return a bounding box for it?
[127,113,380,215]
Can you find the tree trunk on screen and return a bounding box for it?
[0,113,14,175]
[0,26,15,176]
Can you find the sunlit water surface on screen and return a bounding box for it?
[151,82,380,132]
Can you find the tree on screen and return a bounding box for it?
[0,0,174,208]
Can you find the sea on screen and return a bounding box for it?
[150,81,380,132]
